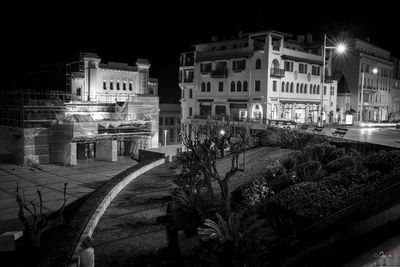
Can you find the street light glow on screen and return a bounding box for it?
[220,129,226,136]
[336,43,346,54]
[372,67,378,74]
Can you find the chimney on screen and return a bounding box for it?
[238,30,243,38]
[306,33,313,44]
[297,35,305,43]
[211,35,218,42]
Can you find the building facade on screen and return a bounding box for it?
[180,31,338,126]
[159,103,181,146]
[0,53,159,165]
[332,36,394,122]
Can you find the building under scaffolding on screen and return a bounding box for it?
[0,53,159,165]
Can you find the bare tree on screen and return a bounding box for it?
[180,119,251,216]
[16,183,68,249]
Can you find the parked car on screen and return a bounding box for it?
[268,120,297,129]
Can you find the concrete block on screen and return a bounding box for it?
[0,231,23,251]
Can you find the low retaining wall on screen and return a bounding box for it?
[71,156,166,260]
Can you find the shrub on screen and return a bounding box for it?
[295,160,323,182]
[171,187,214,236]
[257,130,279,147]
[300,143,337,164]
[365,150,400,174]
[327,147,346,162]
[279,155,297,172]
[325,155,355,174]
[267,182,348,221]
[267,173,296,194]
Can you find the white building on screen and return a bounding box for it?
[69,53,156,103]
[332,36,394,122]
[180,30,338,125]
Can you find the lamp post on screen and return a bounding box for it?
[320,34,346,126]
[360,67,378,122]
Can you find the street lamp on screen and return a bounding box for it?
[320,34,347,126]
[360,67,378,123]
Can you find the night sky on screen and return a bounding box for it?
[3,2,400,103]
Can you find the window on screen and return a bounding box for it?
[299,63,308,74]
[218,82,224,92]
[281,82,285,92]
[231,81,235,92]
[296,83,299,93]
[201,63,212,73]
[233,60,246,72]
[77,88,81,96]
[123,82,126,90]
[256,59,261,69]
[273,81,277,92]
[255,80,261,92]
[286,82,289,92]
[243,81,248,92]
[304,84,307,94]
[129,82,132,91]
[103,81,107,90]
[290,82,294,93]
[189,89,193,98]
[300,84,303,93]
[110,81,114,90]
[202,82,206,92]
[117,81,120,90]
[207,82,211,92]
[311,65,320,76]
[284,61,294,72]
[317,85,320,95]
[159,117,163,126]
[324,86,327,95]
[189,107,192,116]
[237,81,242,92]
[330,87,334,96]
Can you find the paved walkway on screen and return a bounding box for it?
[0,157,137,233]
[302,126,400,148]
[92,146,293,266]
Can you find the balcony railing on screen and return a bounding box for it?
[183,77,194,83]
[211,69,228,78]
[324,75,334,83]
[200,69,212,75]
[270,68,285,78]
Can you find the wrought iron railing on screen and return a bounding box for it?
[270,68,285,77]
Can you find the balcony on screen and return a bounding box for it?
[183,77,194,83]
[324,75,334,83]
[211,69,228,78]
[270,68,285,78]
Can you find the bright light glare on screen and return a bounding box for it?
[336,43,346,54]
[372,67,378,74]
[220,129,226,136]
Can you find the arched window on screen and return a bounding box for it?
[304,84,307,94]
[281,82,285,92]
[243,81,248,92]
[256,59,261,69]
[317,85,320,95]
[201,82,205,92]
[290,82,294,93]
[231,81,235,92]
[189,89,192,98]
[271,59,280,69]
[286,82,289,92]
[251,104,263,120]
[207,82,211,92]
[300,84,303,94]
[237,81,242,92]
[296,83,299,93]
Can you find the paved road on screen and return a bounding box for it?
[0,157,137,233]
[303,126,400,148]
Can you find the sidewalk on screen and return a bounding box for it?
[0,157,138,233]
